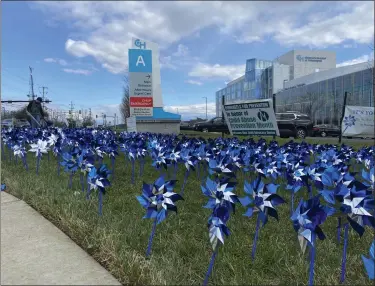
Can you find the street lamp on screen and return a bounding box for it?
[202,97,207,119]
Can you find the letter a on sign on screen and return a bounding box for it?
[128,49,152,73]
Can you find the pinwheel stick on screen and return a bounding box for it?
[22,155,29,171]
[131,159,135,185]
[36,153,41,175]
[337,218,341,243]
[57,154,61,176]
[290,192,295,216]
[309,232,316,286]
[252,214,261,260]
[111,157,115,179]
[98,190,103,216]
[1,144,6,161]
[80,173,85,192]
[146,219,157,258]
[340,223,349,283]
[180,169,190,196]
[69,172,73,189]
[203,249,218,286]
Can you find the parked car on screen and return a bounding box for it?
[1,118,14,128]
[312,124,341,137]
[275,112,313,139]
[194,117,229,133]
[180,121,195,131]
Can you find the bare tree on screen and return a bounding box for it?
[120,76,130,123]
[300,92,324,123]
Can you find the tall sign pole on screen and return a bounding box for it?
[338,91,349,144]
[128,41,153,117]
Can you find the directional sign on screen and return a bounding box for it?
[129,48,153,117]
[129,72,153,97]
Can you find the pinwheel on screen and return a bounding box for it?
[136,175,183,257]
[127,144,138,184]
[361,240,374,280]
[13,144,28,171]
[333,180,375,283]
[28,139,49,175]
[104,141,118,178]
[201,177,239,286]
[362,167,374,191]
[1,184,6,192]
[239,179,285,259]
[87,164,111,215]
[342,114,356,134]
[291,195,335,286]
[167,148,181,179]
[179,150,197,195]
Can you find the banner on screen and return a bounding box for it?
[223,99,279,136]
[341,106,374,138]
[126,116,137,132]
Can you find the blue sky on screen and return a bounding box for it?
[2,1,374,122]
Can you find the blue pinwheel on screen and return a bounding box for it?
[342,114,356,134]
[291,195,335,286]
[334,181,375,283]
[361,240,375,280]
[239,178,285,260]
[136,175,183,257]
[87,164,111,215]
[201,177,239,286]
[1,184,6,192]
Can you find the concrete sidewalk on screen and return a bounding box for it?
[1,192,121,285]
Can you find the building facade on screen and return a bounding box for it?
[215,49,338,116]
[276,62,374,125]
[261,63,291,99]
[216,75,245,117]
[277,49,336,80]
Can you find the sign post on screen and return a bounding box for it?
[128,49,153,117]
[221,95,225,138]
[223,99,280,137]
[338,91,349,144]
[272,94,276,140]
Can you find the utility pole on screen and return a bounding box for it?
[29,67,35,100]
[202,97,208,119]
[69,101,74,125]
[40,86,48,108]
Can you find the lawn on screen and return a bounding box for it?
[1,135,373,285]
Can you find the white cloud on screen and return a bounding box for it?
[63,68,93,75]
[164,102,215,120]
[32,1,374,74]
[185,79,203,86]
[336,52,374,67]
[188,63,245,81]
[44,57,68,66]
[173,44,189,57]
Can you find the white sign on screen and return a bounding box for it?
[129,72,152,97]
[223,99,280,136]
[341,105,374,138]
[130,107,153,117]
[126,116,137,132]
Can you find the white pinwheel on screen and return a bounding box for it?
[29,139,49,157]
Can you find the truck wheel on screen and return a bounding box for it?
[202,128,209,133]
[320,131,327,137]
[296,128,306,139]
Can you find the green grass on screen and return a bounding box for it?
[1,142,373,285]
